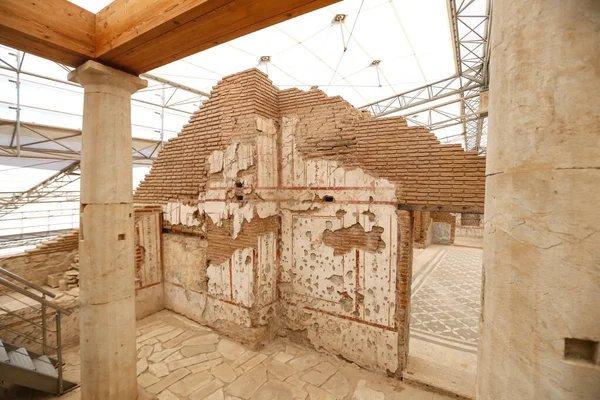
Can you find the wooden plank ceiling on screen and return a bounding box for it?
[0,0,339,74]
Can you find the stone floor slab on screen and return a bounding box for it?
[225,365,268,399]
[147,368,191,395]
[212,362,238,383]
[189,379,225,400]
[253,380,308,400]
[24,310,458,400]
[218,339,248,361]
[169,371,214,397]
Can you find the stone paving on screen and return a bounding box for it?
[7,309,453,399]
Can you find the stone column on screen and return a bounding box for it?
[68,61,147,400]
[479,1,599,399]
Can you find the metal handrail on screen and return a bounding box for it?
[0,267,56,298]
[0,304,45,329]
[0,268,71,394]
[0,277,69,315]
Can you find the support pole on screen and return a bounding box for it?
[479,1,600,398]
[68,61,147,400]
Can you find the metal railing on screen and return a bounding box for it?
[0,266,71,394]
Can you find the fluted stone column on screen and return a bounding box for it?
[68,61,147,400]
[479,1,599,399]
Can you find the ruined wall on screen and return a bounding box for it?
[0,231,79,290]
[135,70,278,205]
[132,205,164,318]
[413,211,432,249]
[0,205,164,345]
[0,289,80,353]
[133,68,486,373]
[278,89,486,211]
[456,212,484,237]
[430,212,457,245]
[276,114,406,373]
[412,211,456,247]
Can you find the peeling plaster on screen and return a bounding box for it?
[163,115,404,372]
[322,223,386,256]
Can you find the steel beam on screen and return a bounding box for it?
[360,0,491,154]
[0,161,80,219]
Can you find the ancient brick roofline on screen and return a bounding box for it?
[134,68,485,213]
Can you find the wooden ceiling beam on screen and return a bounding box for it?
[0,0,338,74]
[0,0,95,67]
[95,0,339,74]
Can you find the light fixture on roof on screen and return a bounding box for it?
[333,14,347,23]
[310,85,319,90]
[258,56,271,75]
[370,60,383,87]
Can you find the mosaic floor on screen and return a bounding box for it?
[410,247,482,354]
[5,310,453,400]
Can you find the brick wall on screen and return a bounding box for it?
[278,88,485,211]
[135,69,485,212]
[413,211,431,248]
[412,211,456,247]
[134,70,278,204]
[130,68,486,371]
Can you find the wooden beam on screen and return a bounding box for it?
[0,0,337,74]
[0,0,95,67]
[95,0,339,74]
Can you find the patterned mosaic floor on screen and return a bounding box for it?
[410,247,482,353]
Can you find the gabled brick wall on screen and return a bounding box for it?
[134,70,278,204]
[131,68,487,373]
[135,69,486,212]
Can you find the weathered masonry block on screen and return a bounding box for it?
[133,69,486,374]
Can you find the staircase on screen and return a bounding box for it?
[0,267,77,395]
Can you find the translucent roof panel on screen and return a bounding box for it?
[150,0,456,109]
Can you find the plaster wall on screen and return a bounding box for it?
[133,207,164,318]
[456,213,483,238]
[158,114,410,372]
[134,68,486,375]
[161,118,280,347]
[277,115,404,373]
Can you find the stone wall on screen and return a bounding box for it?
[0,231,79,291]
[133,69,486,374]
[430,212,457,244]
[0,206,164,350]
